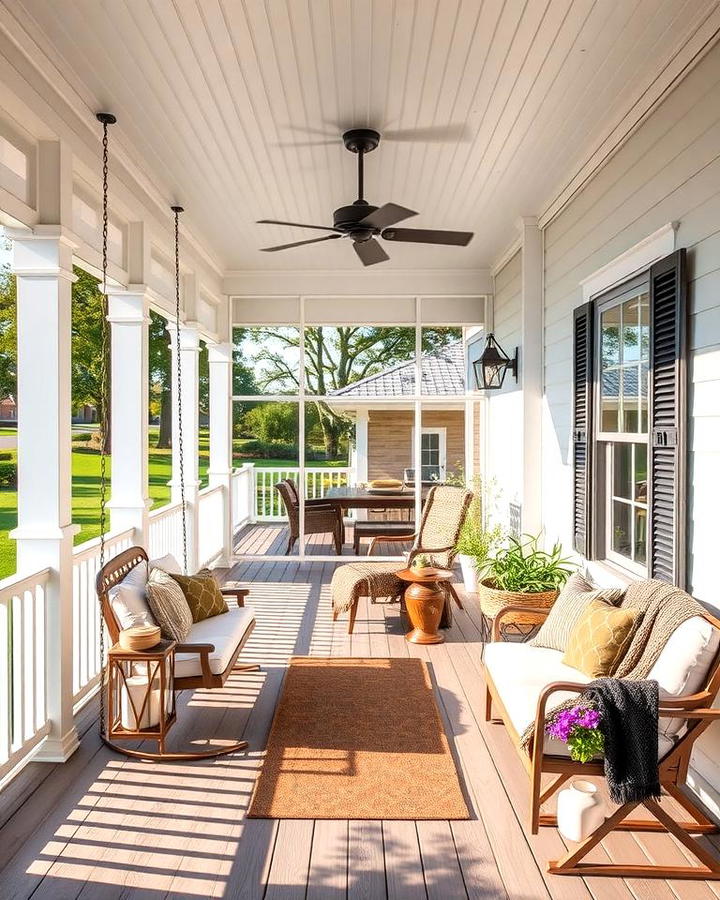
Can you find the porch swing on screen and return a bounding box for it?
[93,112,257,761]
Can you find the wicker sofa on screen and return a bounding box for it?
[482,579,720,880]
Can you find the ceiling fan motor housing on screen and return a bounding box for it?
[333,201,379,240]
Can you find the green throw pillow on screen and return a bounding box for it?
[169,568,228,623]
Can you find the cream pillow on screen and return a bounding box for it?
[150,553,183,575]
[145,567,192,642]
[107,561,155,631]
[531,572,624,652]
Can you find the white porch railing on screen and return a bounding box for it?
[198,484,224,567]
[231,464,255,530]
[253,466,352,520]
[0,567,52,783]
[71,528,135,706]
[148,501,184,560]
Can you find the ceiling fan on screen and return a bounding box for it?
[257,128,474,266]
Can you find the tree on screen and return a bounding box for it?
[149,310,172,448]
[244,326,460,456]
[0,249,17,402]
[71,267,112,450]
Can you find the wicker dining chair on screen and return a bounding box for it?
[331,484,473,632]
[275,478,344,555]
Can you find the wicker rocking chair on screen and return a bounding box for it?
[275,478,344,555]
[331,484,472,633]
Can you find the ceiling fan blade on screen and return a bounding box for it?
[353,238,389,266]
[358,203,417,230]
[382,124,472,143]
[260,234,342,253]
[257,219,338,232]
[381,228,474,246]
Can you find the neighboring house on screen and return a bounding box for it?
[331,341,466,483]
[0,396,16,420]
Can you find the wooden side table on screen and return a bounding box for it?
[106,639,177,755]
[396,568,455,644]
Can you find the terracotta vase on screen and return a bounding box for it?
[404,582,445,644]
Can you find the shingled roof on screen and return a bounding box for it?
[331,341,464,397]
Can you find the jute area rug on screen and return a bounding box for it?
[248,656,469,820]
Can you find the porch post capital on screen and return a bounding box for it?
[105,285,151,324]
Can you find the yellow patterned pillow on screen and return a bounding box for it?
[563,599,639,678]
[169,569,228,623]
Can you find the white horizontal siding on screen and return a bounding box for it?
[487,250,523,520]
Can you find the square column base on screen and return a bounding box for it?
[34,726,80,763]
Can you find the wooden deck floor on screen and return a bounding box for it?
[234,521,407,556]
[1,561,719,898]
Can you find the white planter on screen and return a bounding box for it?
[557,780,606,842]
[458,554,479,593]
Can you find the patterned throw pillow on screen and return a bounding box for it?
[145,567,193,642]
[563,599,640,678]
[530,572,625,652]
[169,569,228,623]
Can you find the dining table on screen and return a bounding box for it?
[324,484,430,512]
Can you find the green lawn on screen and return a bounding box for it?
[0,432,347,579]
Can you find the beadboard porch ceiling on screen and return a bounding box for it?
[6,0,720,271]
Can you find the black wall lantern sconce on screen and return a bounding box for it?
[473,333,519,390]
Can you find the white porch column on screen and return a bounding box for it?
[354,407,369,522]
[106,287,151,543]
[519,216,544,534]
[8,225,79,762]
[168,322,200,572]
[207,341,233,565]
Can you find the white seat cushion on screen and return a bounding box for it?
[647,616,720,741]
[484,641,674,760]
[174,605,256,678]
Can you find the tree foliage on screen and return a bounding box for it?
[237,326,460,456]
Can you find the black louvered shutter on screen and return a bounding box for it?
[572,302,594,556]
[648,249,687,587]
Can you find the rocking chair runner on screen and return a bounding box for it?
[484,603,720,880]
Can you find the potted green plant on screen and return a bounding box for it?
[479,533,575,622]
[455,512,503,593]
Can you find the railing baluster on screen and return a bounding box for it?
[0,597,9,763]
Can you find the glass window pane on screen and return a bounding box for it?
[233,327,300,396]
[621,365,639,432]
[639,360,649,433]
[421,327,465,394]
[612,501,632,558]
[601,368,621,432]
[635,507,648,564]
[622,297,641,363]
[304,326,416,396]
[601,305,621,368]
[613,443,632,500]
[233,400,299,556]
[639,292,650,361]
[634,442,648,504]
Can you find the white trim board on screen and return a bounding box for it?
[580,223,677,301]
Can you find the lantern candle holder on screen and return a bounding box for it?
[106,639,176,754]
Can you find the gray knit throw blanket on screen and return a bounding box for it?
[584,678,661,804]
[519,579,704,755]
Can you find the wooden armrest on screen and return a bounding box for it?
[531,681,587,760]
[492,605,551,641]
[174,642,215,654]
[174,641,214,679]
[367,532,418,555]
[220,586,249,606]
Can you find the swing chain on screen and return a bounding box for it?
[97,112,115,737]
[172,206,189,575]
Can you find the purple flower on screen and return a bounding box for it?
[546,704,601,743]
